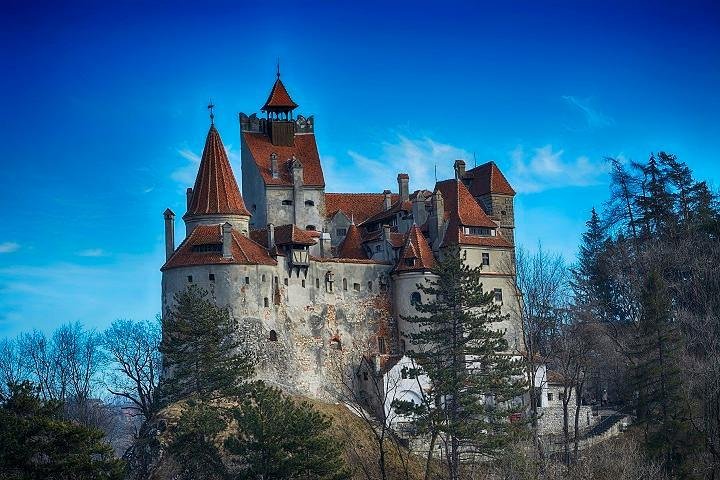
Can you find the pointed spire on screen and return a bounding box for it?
[337,223,366,260]
[394,224,436,273]
[261,68,298,113]
[184,124,250,218]
[208,100,215,125]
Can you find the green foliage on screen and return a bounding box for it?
[158,285,254,403]
[0,380,125,480]
[224,383,349,480]
[400,246,526,472]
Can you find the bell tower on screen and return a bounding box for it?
[261,66,298,147]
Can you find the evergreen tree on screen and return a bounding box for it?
[632,270,695,475]
[0,381,125,480]
[635,154,676,238]
[400,247,526,479]
[571,208,612,320]
[158,285,254,403]
[224,383,349,480]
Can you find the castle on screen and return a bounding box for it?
[160,71,523,403]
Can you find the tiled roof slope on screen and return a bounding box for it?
[337,223,367,259]
[185,125,250,218]
[250,225,317,247]
[243,132,325,187]
[393,224,436,273]
[465,161,516,196]
[435,179,497,228]
[361,190,433,226]
[324,193,400,223]
[162,225,276,270]
[261,77,298,111]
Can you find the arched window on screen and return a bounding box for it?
[304,200,315,207]
[342,278,348,291]
[264,297,269,307]
[411,292,421,306]
[269,330,277,341]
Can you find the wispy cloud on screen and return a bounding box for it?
[0,242,20,253]
[171,145,240,188]
[561,95,613,129]
[333,135,470,192]
[508,145,609,193]
[76,248,106,257]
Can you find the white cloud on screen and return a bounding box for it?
[76,248,106,257]
[0,242,20,253]
[170,144,241,188]
[332,135,470,192]
[508,145,608,193]
[562,95,613,128]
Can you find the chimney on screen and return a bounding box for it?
[454,159,466,180]
[186,188,193,210]
[431,190,445,248]
[163,208,175,260]
[267,223,275,249]
[383,189,392,210]
[320,231,331,258]
[291,156,303,186]
[222,222,233,258]
[271,153,279,178]
[412,191,427,227]
[397,173,409,202]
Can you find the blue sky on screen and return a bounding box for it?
[1,1,718,337]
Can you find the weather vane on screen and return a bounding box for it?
[276,58,281,78]
[208,99,215,125]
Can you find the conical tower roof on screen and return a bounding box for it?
[184,125,250,218]
[393,224,436,273]
[337,223,367,260]
[261,74,298,112]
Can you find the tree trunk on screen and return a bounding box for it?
[423,430,438,480]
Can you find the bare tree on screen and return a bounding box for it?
[102,318,161,420]
[0,336,28,397]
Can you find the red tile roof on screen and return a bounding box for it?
[337,223,367,259]
[388,232,406,248]
[465,161,515,197]
[243,132,325,187]
[324,193,400,223]
[261,76,298,112]
[185,125,250,218]
[393,224,436,273]
[435,179,497,228]
[162,225,276,270]
[250,224,317,247]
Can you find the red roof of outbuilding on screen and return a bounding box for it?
[393,224,436,273]
[261,76,298,112]
[465,161,515,196]
[324,193,400,223]
[162,225,276,270]
[337,223,367,260]
[243,132,325,187]
[185,125,250,218]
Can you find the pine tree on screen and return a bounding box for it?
[158,285,254,403]
[571,208,612,320]
[0,381,125,479]
[632,270,695,475]
[401,247,526,479]
[224,383,349,480]
[635,154,676,238]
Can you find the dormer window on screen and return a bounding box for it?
[467,227,492,236]
[191,243,223,253]
[404,258,415,267]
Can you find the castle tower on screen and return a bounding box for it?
[391,224,437,353]
[240,69,326,232]
[183,122,251,236]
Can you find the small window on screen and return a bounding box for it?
[401,339,406,352]
[547,392,553,402]
[353,283,360,292]
[367,281,372,291]
[305,225,316,231]
[405,258,415,267]
[282,200,293,206]
[401,367,408,379]
[343,278,348,291]
[245,277,250,285]
[468,227,491,236]
[482,253,490,266]
[269,330,277,341]
[336,228,347,236]
[363,372,369,381]
[411,292,421,306]
[263,297,269,307]
[315,278,320,288]
[494,288,503,302]
[261,274,266,282]
[284,278,289,286]
[208,273,215,282]
[378,337,387,354]
[274,276,279,284]
[187,275,193,283]
[252,204,257,211]
[501,210,507,216]
[304,200,315,207]
[302,279,306,288]
[559,392,565,401]
[375,245,381,252]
